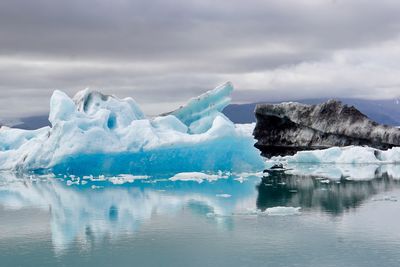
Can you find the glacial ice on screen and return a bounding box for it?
[267,146,400,180]
[0,82,264,175]
[166,82,233,134]
[271,146,400,164]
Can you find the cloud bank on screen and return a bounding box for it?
[1,0,400,117]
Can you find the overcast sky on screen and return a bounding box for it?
[1,0,400,118]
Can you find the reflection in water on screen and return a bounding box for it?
[0,172,258,252]
[257,169,400,214]
[1,166,400,252]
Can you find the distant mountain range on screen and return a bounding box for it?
[223,98,400,126]
[4,98,400,130]
[15,115,53,130]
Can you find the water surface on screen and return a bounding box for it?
[1,167,400,267]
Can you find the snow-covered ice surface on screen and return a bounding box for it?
[0,82,264,175]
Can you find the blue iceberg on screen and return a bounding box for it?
[0,82,264,175]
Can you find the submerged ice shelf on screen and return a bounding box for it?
[0,82,264,175]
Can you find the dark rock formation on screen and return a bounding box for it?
[253,99,400,157]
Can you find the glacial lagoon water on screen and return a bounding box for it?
[1,166,400,267]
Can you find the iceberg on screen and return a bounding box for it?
[271,146,400,165]
[266,146,400,180]
[0,82,264,175]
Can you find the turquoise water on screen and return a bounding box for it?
[1,169,400,267]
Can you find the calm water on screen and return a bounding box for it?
[1,167,400,267]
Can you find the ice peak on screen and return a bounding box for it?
[49,90,76,125]
[165,81,234,134]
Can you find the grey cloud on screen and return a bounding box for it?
[1,0,400,118]
[1,0,400,60]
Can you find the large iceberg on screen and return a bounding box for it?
[0,82,264,175]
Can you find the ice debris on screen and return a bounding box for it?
[169,172,227,183]
[264,206,301,216]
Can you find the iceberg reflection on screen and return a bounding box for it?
[0,172,260,252]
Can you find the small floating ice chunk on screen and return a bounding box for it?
[169,172,225,183]
[232,207,301,216]
[108,174,150,185]
[320,179,330,184]
[264,206,301,216]
[372,196,398,202]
